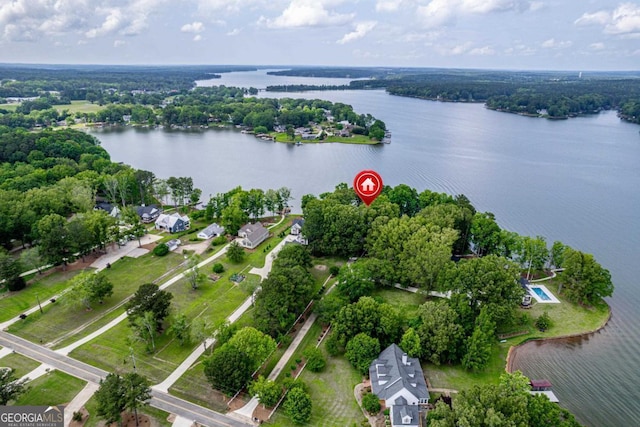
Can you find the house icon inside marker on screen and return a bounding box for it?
[361,177,376,192]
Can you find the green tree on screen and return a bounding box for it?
[19,246,44,275]
[122,372,151,427]
[400,327,422,358]
[190,317,213,352]
[185,254,204,290]
[0,250,25,292]
[94,373,125,425]
[345,333,381,375]
[561,248,613,305]
[125,283,173,332]
[204,345,254,395]
[551,241,568,269]
[283,387,312,425]
[131,311,157,353]
[123,207,146,247]
[249,375,281,408]
[71,271,114,310]
[0,368,28,405]
[470,211,502,256]
[221,200,248,235]
[416,301,464,365]
[273,244,312,269]
[535,311,552,332]
[362,392,381,414]
[226,326,277,371]
[336,260,376,302]
[303,347,326,372]
[169,313,191,346]
[226,241,245,263]
[35,213,71,267]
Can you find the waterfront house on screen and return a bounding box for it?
[197,223,225,239]
[290,218,305,235]
[369,344,429,427]
[155,213,190,233]
[136,205,161,223]
[237,223,269,249]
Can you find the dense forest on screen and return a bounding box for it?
[267,67,640,123]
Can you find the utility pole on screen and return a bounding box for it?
[36,294,43,314]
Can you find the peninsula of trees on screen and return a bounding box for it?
[266,67,640,123]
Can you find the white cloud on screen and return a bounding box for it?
[227,28,241,36]
[195,0,267,15]
[0,0,90,41]
[416,0,530,29]
[376,0,403,12]
[575,3,640,36]
[261,0,354,29]
[529,1,544,12]
[181,22,205,33]
[113,39,125,47]
[541,38,572,49]
[193,34,202,41]
[337,21,377,44]
[469,45,495,55]
[590,42,605,50]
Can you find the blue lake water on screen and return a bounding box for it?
[95,70,640,426]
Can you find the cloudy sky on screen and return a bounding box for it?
[0,0,639,70]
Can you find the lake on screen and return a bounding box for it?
[95,70,640,426]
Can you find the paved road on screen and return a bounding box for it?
[0,331,251,427]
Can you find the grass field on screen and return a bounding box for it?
[0,269,83,323]
[54,100,105,114]
[8,252,186,344]
[0,353,41,378]
[13,370,86,406]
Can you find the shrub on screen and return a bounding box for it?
[6,276,26,292]
[329,265,340,276]
[152,243,169,256]
[362,392,381,414]
[212,263,224,274]
[303,347,326,372]
[535,311,552,332]
[72,412,83,422]
[211,235,227,246]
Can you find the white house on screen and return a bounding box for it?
[290,218,304,235]
[369,344,429,427]
[237,223,269,249]
[197,223,225,240]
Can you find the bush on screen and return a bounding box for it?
[212,263,224,274]
[211,235,227,246]
[6,276,26,292]
[303,347,326,372]
[153,243,169,256]
[362,392,381,414]
[329,265,340,276]
[535,311,552,332]
[72,411,83,422]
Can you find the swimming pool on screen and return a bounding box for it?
[532,287,551,301]
[527,284,561,304]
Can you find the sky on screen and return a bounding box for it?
[0,0,639,70]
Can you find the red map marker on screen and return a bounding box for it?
[354,170,383,206]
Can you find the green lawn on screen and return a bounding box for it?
[0,269,83,323]
[70,276,249,384]
[268,346,365,426]
[12,370,86,406]
[372,287,428,320]
[169,356,231,413]
[0,103,18,111]
[271,133,379,145]
[54,100,105,114]
[83,394,173,427]
[0,353,40,378]
[8,252,185,344]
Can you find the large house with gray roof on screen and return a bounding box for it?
[369,344,429,427]
[237,222,269,249]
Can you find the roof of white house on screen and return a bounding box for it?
[198,223,224,237]
[369,344,429,401]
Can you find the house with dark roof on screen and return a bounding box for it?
[136,205,161,223]
[237,223,269,249]
[155,213,190,233]
[197,223,225,240]
[95,202,121,218]
[290,218,305,235]
[369,344,429,427]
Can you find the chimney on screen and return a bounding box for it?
[402,353,408,365]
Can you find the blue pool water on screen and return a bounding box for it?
[531,287,552,301]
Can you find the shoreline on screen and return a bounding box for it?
[505,301,612,373]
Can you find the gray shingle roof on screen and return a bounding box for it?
[369,344,429,401]
[392,404,420,426]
